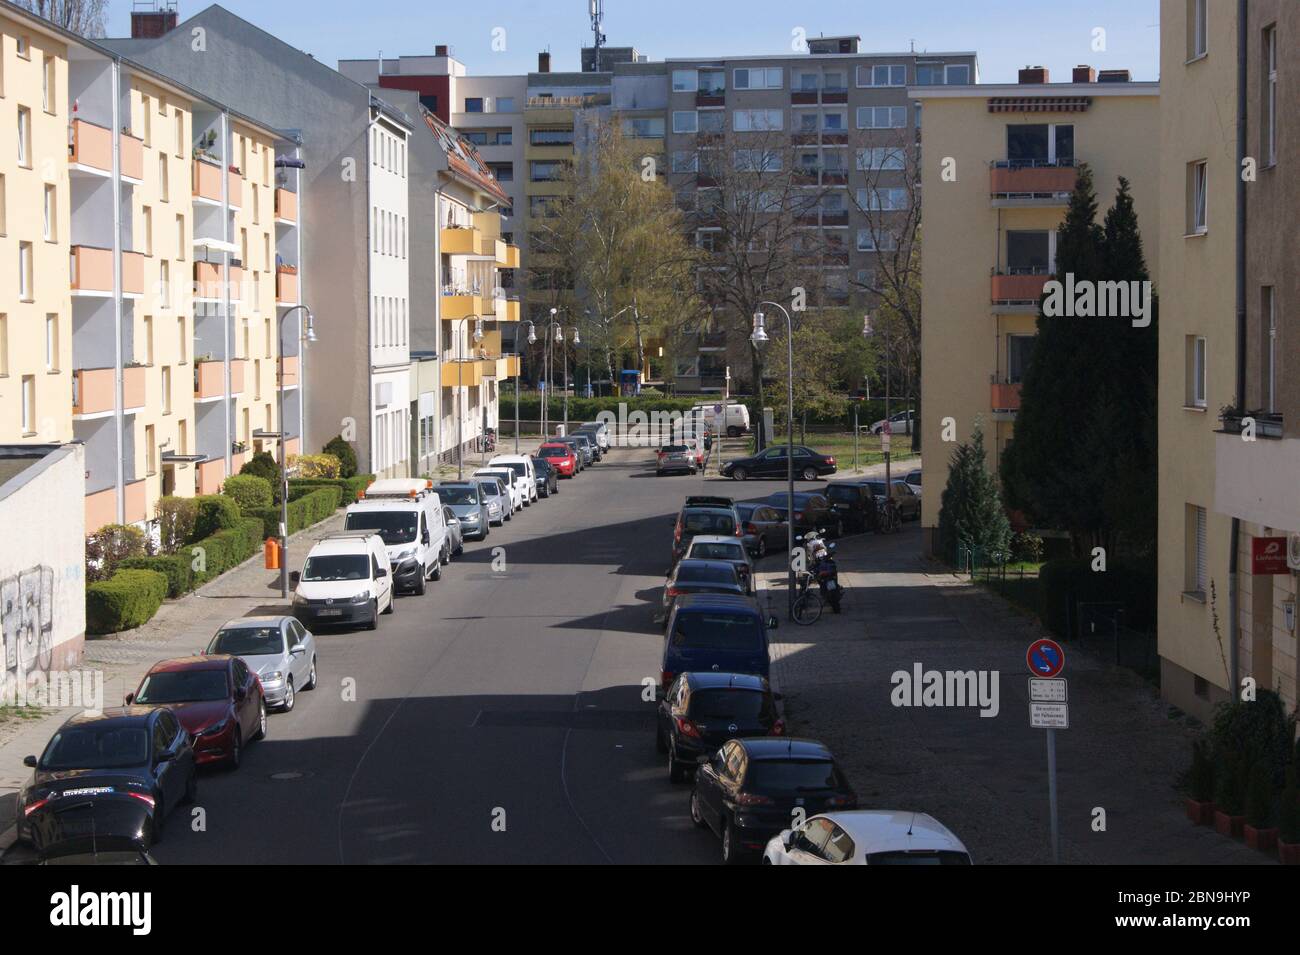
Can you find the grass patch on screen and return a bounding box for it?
[0,704,49,724]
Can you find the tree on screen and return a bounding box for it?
[15,0,107,37]
[1001,171,1159,556]
[323,435,358,479]
[937,421,1011,565]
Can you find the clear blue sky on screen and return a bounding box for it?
[106,0,1161,83]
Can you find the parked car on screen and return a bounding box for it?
[734,502,788,559]
[902,468,922,496]
[442,504,465,556]
[682,437,706,469]
[662,558,747,624]
[17,707,196,852]
[721,445,837,482]
[488,454,538,505]
[531,457,559,498]
[687,402,751,437]
[661,593,776,694]
[205,615,317,712]
[473,476,512,525]
[435,481,491,540]
[683,535,754,594]
[870,409,915,435]
[552,436,587,471]
[569,432,598,465]
[690,738,857,864]
[864,480,922,522]
[574,420,610,452]
[657,672,782,783]
[763,810,973,865]
[292,531,395,630]
[763,491,843,538]
[656,444,697,476]
[537,442,577,478]
[126,655,267,769]
[344,479,448,594]
[671,497,743,565]
[474,467,522,513]
[823,482,877,534]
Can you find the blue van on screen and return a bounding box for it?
[661,594,777,695]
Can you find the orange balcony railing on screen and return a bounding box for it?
[275,188,298,223]
[990,163,1077,198]
[69,119,112,174]
[991,381,1022,412]
[194,360,225,399]
[991,272,1050,303]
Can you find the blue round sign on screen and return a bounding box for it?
[1026,638,1065,678]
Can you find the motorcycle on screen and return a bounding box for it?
[813,544,842,613]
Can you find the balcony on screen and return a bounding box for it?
[792,90,819,105]
[1214,427,1300,530]
[501,245,521,270]
[192,158,241,205]
[441,225,481,255]
[821,88,848,104]
[196,458,226,496]
[124,479,147,524]
[71,365,146,417]
[194,359,225,400]
[274,188,298,224]
[85,487,117,534]
[276,267,298,305]
[991,271,1050,308]
[70,246,144,297]
[68,119,112,176]
[442,293,484,320]
[990,161,1078,205]
[195,261,243,301]
[498,299,521,322]
[120,132,144,182]
[991,381,1022,414]
[279,355,299,388]
[441,359,485,388]
[696,90,725,107]
[229,358,246,395]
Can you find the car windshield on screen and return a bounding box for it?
[826,486,859,503]
[675,563,737,584]
[40,726,150,770]
[690,543,745,561]
[302,554,370,581]
[207,626,283,656]
[344,510,417,544]
[475,481,502,498]
[539,446,568,458]
[135,669,229,704]
[683,512,736,534]
[662,445,688,453]
[495,462,526,478]
[690,689,770,720]
[745,759,842,792]
[671,612,761,650]
[866,850,972,865]
[437,487,479,505]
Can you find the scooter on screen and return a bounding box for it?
[813,543,842,613]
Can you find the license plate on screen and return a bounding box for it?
[318,609,342,617]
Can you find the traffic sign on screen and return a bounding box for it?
[1029,678,1067,703]
[713,403,723,415]
[1026,638,1065,678]
[880,432,891,452]
[1030,702,1070,729]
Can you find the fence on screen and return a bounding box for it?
[1075,602,1159,685]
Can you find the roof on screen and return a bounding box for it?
[688,535,747,547]
[147,655,231,672]
[819,810,968,855]
[739,738,832,760]
[671,593,760,611]
[64,706,158,727]
[683,672,769,691]
[421,108,509,206]
[910,81,1158,99]
[218,615,290,627]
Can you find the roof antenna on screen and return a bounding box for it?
[907,812,915,835]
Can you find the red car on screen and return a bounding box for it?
[127,655,266,768]
[537,442,577,477]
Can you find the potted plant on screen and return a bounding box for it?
[1279,765,1300,865]
[1243,761,1277,851]
[1184,739,1215,825]
[1212,750,1246,838]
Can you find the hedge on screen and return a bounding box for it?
[189,517,264,585]
[86,569,168,635]
[1038,557,1157,638]
[288,474,375,504]
[247,485,341,540]
[222,473,273,511]
[191,494,243,541]
[118,554,194,598]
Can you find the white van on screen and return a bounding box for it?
[292,532,394,631]
[487,454,538,505]
[689,403,751,437]
[474,467,523,512]
[342,479,450,595]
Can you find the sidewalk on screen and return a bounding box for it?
[0,510,345,837]
[753,526,1271,865]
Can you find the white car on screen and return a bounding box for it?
[870,410,914,435]
[763,810,972,865]
[291,531,395,631]
[343,479,449,595]
[487,454,538,505]
[474,467,522,513]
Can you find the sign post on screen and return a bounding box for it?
[1026,638,1067,864]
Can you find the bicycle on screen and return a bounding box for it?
[791,571,824,625]
[875,497,901,535]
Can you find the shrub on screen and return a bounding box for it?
[223,473,273,511]
[1209,691,1296,788]
[1010,531,1045,564]
[323,435,358,479]
[189,517,264,584]
[247,486,341,539]
[190,495,242,542]
[1187,738,1215,802]
[240,451,283,494]
[154,497,198,555]
[1036,556,1157,638]
[85,524,147,583]
[1279,766,1300,844]
[86,569,168,634]
[291,453,341,479]
[937,423,1011,566]
[1246,762,1274,829]
[1213,749,1247,815]
[289,474,374,504]
[118,554,194,598]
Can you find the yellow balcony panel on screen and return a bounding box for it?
[195,261,243,301]
[442,294,484,320]
[197,458,226,496]
[69,119,112,175]
[194,360,225,400]
[85,488,117,534]
[124,479,148,525]
[123,251,145,296]
[501,245,521,269]
[193,157,223,203]
[120,132,145,182]
[72,368,115,416]
[277,268,299,305]
[230,358,246,395]
[482,236,507,261]
[228,168,243,208]
[441,359,484,388]
[499,299,521,323]
[275,188,298,223]
[441,226,481,255]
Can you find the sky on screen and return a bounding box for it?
[105,0,1162,83]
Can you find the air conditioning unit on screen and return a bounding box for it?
[1287,532,1300,571]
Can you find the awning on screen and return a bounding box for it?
[192,237,239,254]
[987,96,1092,113]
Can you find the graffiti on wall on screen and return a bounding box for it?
[1,565,55,678]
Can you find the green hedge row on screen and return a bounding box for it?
[288,474,375,504]
[189,517,265,585]
[247,486,342,540]
[1038,557,1157,637]
[118,554,194,598]
[86,569,169,635]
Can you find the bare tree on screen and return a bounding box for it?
[15,0,108,37]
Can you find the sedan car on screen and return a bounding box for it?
[437,481,491,540]
[473,477,510,526]
[690,738,857,864]
[443,504,465,556]
[17,707,195,853]
[864,480,922,522]
[571,431,600,463]
[662,558,747,625]
[657,672,782,783]
[870,409,915,435]
[721,445,837,482]
[204,615,317,712]
[127,655,266,769]
[531,456,559,498]
[823,482,876,534]
[672,499,742,565]
[734,503,788,559]
[902,468,922,496]
[537,442,577,478]
[683,535,754,594]
[656,444,697,476]
[763,491,843,538]
[764,810,973,865]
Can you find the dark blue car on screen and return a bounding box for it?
[660,594,776,695]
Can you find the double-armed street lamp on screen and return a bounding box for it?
[546,307,580,436]
[276,305,317,598]
[751,301,796,620]
[516,320,538,452]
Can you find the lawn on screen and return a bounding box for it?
[743,431,921,476]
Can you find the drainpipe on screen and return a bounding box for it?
[111,61,125,524]
[221,111,233,477]
[1227,0,1248,697]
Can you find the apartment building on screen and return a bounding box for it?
[1,1,294,534]
[1159,0,1299,719]
[104,4,411,479]
[914,66,1160,554]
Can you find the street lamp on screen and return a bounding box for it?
[751,301,796,621]
[515,321,537,452]
[276,304,315,599]
[863,312,893,497]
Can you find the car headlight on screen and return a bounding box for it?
[262,670,284,685]
[394,546,416,560]
[293,593,307,605]
[200,717,231,737]
[350,590,372,603]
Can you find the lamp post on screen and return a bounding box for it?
[864,313,892,497]
[563,325,580,434]
[456,316,483,479]
[751,301,796,620]
[516,321,537,452]
[276,304,316,599]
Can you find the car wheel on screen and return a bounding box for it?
[254,699,268,741]
[440,544,451,566]
[366,600,379,630]
[228,728,243,770]
[722,817,745,865]
[668,749,687,784]
[305,656,318,690]
[757,536,768,559]
[454,538,464,556]
[431,558,442,582]
[182,768,198,806]
[414,568,427,596]
[732,467,748,482]
[383,591,396,614]
[801,466,819,481]
[281,677,296,712]
[689,788,708,828]
[727,426,742,437]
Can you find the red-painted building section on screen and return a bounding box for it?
[378,75,451,124]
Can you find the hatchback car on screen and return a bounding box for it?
[571,431,600,463]
[662,558,747,625]
[870,409,915,435]
[436,481,491,540]
[683,535,754,594]
[656,444,696,476]
[763,491,843,538]
[763,810,972,865]
[671,499,742,565]
[552,436,586,471]
[690,738,857,864]
[864,480,922,522]
[661,593,775,694]
[473,477,511,525]
[18,707,196,852]
[205,615,317,712]
[657,673,782,782]
[537,442,578,477]
[127,656,267,768]
[721,445,837,482]
[902,468,922,496]
[531,456,559,497]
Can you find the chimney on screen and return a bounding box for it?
[1018,65,1049,84]
[1072,64,1096,83]
[1097,69,1132,83]
[130,1,179,39]
[538,51,551,73]
[435,44,448,57]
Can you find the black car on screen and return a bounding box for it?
[569,432,598,464]
[672,499,742,565]
[554,435,587,471]
[823,482,877,533]
[864,480,923,522]
[663,558,747,624]
[531,456,559,498]
[721,445,837,482]
[571,428,603,461]
[734,502,788,558]
[657,672,782,782]
[690,738,857,864]
[763,491,843,538]
[17,707,196,854]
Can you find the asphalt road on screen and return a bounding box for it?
[152,447,789,865]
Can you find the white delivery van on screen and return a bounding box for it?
[291,532,394,631]
[487,454,537,505]
[342,479,449,595]
[689,403,751,437]
[474,467,523,512]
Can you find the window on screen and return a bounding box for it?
[734,148,781,172]
[176,215,186,257]
[857,186,908,211]
[488,162,513,182]
[1006,230,1053,273]
[699,69,725,94]
[42,55,54,112]
[945,64,971,85]
[733,109,783,132]
[856,147,905,170]
[857,229,896,252]
[145,425,156,475]
[45,314,58,371]
[699,110,726,134]
[18,241,32,301]
[16,34,30,58]
[161,366,171,414]
[855,106,906,130]
[142,206,153,256]
[177,315,186,364]
[43,185,55,241]
[671,150,698,173]
[465,97,484,112]
[1188,0,1208,59]
[496,97,515,113]
[672,69,698,92]
[1187,160,1208,234]
[158,261,170,309]
[142,315,154,365]
[1185,504,1207,597]
[823,112,845,131]
[1007,334,1036,383]
[529,127,573,146]
[175,109,184,157]
[794,71,820,91]
[0,174,6,233]
[915,64,944,85]
[1186,335,1207,408]
[859,64,906,87]
[18,106,31,166]
[0,315,7,375]
[1261,287,1276,413]
[1263,25,1277,166]
[672,110,698,133]
[733,67,782,90]
[1006,124,1074,165]
[21,376,35,434]
[624,117,664,138]
[530,160,564,182]
[158,153,169,201]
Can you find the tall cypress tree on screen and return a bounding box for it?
[939,421,1011,563]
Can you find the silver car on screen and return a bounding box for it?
[474,477,510,526]
[442,504,465,557]
[205,616,317,712]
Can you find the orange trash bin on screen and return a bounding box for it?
[264,537,281,570]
